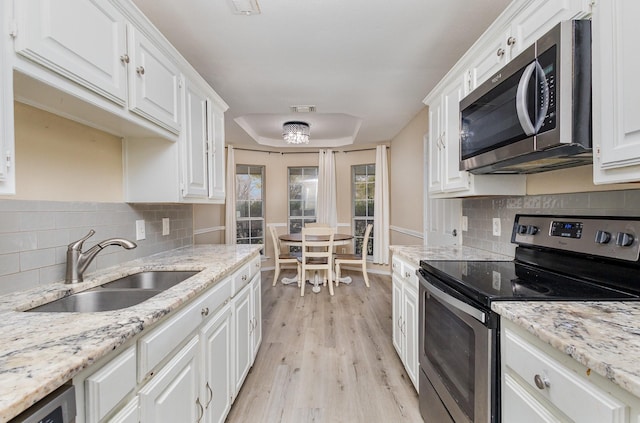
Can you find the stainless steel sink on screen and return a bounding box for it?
[27,289,163,312]
[100,271,199,290]
[26,271,199,312]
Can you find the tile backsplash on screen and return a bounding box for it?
[462,189,640,257]
[0,200,193,295]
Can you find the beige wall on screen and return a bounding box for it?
[389,107,428,246]
[526,165,640,194]
[0,102,124,202]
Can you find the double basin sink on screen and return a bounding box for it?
[27,271,199,313]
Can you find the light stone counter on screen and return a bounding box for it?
[389,244,513,265]
[0,244,261,423]
[493,301,640,399]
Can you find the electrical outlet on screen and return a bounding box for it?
[162,218,170,236]
[136,220,146,240]
[462,216,468,232]
[492,218,501,236]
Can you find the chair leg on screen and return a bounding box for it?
[272,264,280,286]
[362,262,370,288]
[335,262,341,287]
[300,267,305,297]
[327,269,334,296]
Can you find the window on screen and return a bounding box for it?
[353,164,375,256]
[236,165,264,250]
[288,167,318,233]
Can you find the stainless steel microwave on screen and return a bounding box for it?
[459,20,592,174]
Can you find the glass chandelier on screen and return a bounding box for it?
[283,121,310,145]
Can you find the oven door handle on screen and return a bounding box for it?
[425,282,487,324]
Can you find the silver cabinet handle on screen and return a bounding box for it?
[496,47,505,57]
[196,398,204,423]
[404,271,411,278]
[534,374,550,390]
[136,66,145,75]
[205,382,213,408]
[120,54,129,64]
[201,307,209,317]
[507,36,516,46]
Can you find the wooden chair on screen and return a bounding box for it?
[269,225,300,287]
[335,223,373,288]
[297,227,335,296]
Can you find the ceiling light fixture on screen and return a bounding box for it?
[283,121,310,145]
[230,0,260,15]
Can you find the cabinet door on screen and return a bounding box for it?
[593,0,640,184]
[127,25,181,134]
[441,76,469,192]
[391,274,404,358]
[404,285,419,392]
[233,283,252,395]
[107,397,139,423]
[201,303,233,423]
[0,19,13,194]
[510,0,589,58]
[470,31,510,88]
[250,273,262,363]
[427,101,443,193]
[139,336,200,423]
[14,0,128,105]
[182,79,210,199]
[209,104,226,201]
[503,374,562,423]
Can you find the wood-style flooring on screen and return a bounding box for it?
[226,269,422,423]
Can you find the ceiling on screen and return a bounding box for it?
[131,0,511,150]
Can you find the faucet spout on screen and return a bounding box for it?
[65,231,137,284]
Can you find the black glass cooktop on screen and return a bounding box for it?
[419,259,640,307]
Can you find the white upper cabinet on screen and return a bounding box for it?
[182,79,211,199]
[13,0,128,105]
[593,0,640,184]
[127,24,181,134]
[0,9,14,195]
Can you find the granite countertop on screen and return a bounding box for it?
[389,244,513,264]
[494,301,640,399]
[391,244,640,401]
[0,244,261,423]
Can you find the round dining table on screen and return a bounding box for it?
[278,232,354,291]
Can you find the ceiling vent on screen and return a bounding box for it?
[289,105,317,113]
[230,0,260,15]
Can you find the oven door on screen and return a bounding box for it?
[418,270,498,423]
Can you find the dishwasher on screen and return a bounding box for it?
[9,385,76,423]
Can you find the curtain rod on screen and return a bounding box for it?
[226,146,387,154]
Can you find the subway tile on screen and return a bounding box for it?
[0,233,38,254]
[0,270,40,295]
[0,212,21,233]
[39,264,66,285]
[20,248,57,272]
[36,229,70,249]
[0,253,20,276]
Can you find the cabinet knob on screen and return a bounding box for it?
[496,48,505,57]
[242,274,248,281]
[507,36,517,46]
[534,374,550,390]
[120,54,130,64]
[136,66,145,75]
[201,307,209,317]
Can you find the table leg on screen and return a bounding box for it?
[280,275,298,285]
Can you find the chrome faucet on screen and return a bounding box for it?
[65,229,137,283]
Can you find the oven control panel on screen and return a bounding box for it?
[512,215,640,262]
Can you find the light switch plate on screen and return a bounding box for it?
[136,220,146,240]
[492,218,501,237]
[162,218,170,236]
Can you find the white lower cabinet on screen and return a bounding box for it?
[200,302,233,423]
[139,336,200,423]
[73,254,261,423]
[501,320,640,423]
[391,255,419,392]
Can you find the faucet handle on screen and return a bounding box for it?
[68,229,95,251]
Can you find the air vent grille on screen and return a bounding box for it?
[289,105,317,113]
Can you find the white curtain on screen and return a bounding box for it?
[225,146,237,245]
[317,149,337,228]
[373,145,390,264]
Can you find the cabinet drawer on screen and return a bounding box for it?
[232,262,252,296]
[85,345,136,423]
[391,256,403,277]
[504,328,627,423]
[200,276,232,319]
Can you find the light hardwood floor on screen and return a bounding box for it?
[226,269,422,423]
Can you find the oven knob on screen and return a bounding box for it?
[616,232,635,247]
[595,230,612,244]
[517,224,527,234]
[526,225,539,235]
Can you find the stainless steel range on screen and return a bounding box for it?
[416,214,640,423]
